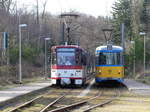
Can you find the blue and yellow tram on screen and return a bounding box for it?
[95,44,124,83]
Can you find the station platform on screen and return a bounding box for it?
[123,79,150,90]
[123,79,150,95]
[0,81,51,106]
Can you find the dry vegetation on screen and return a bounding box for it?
[0,0,109,85]
[1,0,150,85]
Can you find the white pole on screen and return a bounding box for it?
[44,37,51,80]
[144,35,146,78]
[121,23,125,66]
[139,32,146,79]
[18,24,27,84]
[121,23,125,49]
[134,42,135,77]
[131,41,135,77]
[19,26,22,83]
[45,39,47,79]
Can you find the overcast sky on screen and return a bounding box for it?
[16,0,116,17]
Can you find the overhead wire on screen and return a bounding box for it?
[57,0,80,45]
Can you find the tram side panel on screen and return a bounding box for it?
[95,66,124,82]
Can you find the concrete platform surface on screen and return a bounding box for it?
[0,81,51,103]
[123,79,150,90]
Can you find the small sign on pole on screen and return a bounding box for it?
[3,32,9,49]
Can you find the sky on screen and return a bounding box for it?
[16,0,116,17]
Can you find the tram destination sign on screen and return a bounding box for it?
[57,48,75,52]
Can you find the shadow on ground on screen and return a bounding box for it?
[93,80,127,89]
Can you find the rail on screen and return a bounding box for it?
[40,94,65,112]
[48,91,103,112]
[82,89,120,112]
[7,87,120,112]
[7,93,66,112]
[8,95,43,112]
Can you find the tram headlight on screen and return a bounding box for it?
[118,70,121,74]
[99,70,101,75]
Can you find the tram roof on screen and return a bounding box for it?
[52,45,83,50]
[96,45,123,51]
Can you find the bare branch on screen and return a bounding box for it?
[42,0,48,20]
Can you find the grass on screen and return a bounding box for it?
[90,90,150,112]
[135,75,150,85]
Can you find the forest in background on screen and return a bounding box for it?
[0,0,109,84]
[112,0,150,81]
[0,0,150,84]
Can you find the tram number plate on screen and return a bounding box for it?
[75,79,82,85]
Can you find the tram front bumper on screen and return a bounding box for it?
[61,78,71,85]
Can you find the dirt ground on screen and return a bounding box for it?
[91,89,150,112]
[1,80,150,112]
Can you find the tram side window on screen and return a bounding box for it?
[113,53,117,65]
[99,53,106,65]
[113,53,121,65]
[51,53,56,65]
[81,53,87,66]
[76,51,81,65]
[117,53,122,64]
[95,56,98,65]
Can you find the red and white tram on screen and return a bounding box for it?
[50,45,87,86]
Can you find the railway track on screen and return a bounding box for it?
[82,89,120,112]
[7,95,43,112]
[47,89,120,112]
[48,90,102,112]
[3,84,121,112]
[4,87,91,112]
[7,93,66,112]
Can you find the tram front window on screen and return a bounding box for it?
[57,48,75,66]
[98,52,122,65]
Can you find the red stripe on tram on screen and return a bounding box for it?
[51,65,83,69]
[50,77,84,79]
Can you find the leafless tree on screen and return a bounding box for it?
[41,0,48,20]
[0,0,109,83]
[0,0,13,14]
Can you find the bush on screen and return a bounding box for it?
[9,44,42,65]
[124,38,150,78]
[9,45,19,64]
[22,44,40,64]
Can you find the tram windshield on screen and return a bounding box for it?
[96,52,122,65]
[57,48,76,66]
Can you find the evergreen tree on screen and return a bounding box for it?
[111,0,132,44]
[141,0,150,33]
